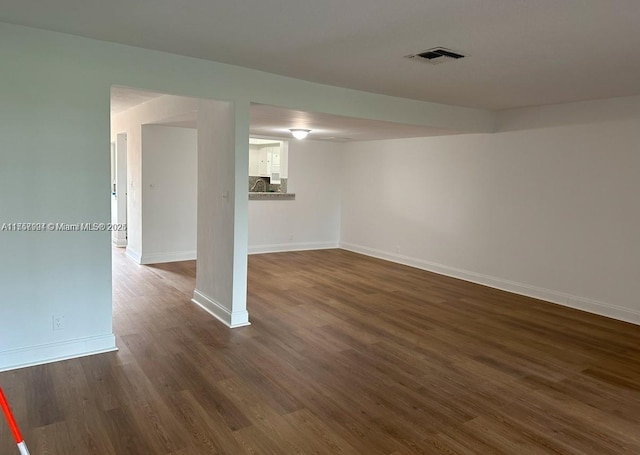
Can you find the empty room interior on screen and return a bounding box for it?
[1,1,640,454]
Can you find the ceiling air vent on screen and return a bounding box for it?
[406,47,465,65]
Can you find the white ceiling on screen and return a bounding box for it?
[4,1,640,110]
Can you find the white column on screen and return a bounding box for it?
[192,99,250,328]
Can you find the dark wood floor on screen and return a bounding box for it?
[2,248,640,454]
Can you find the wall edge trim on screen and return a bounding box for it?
[339,242,640,326]
[0,334,117,372]
[141,250,197,265]
[192,289,250,328]
[125,247,142,264]
[248,241,339,255]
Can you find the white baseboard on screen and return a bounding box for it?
[340,242,640,326]
[112,237,127,247]
[0,334,117,372]
[192,289,250,328]
[141,250,196,264]
[125,247,142,263]
[249,241,338,255]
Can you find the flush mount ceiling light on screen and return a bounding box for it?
[289,129,311,140]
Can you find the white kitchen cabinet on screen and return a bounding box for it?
[249,140,287,179]
[249,144,261,176]
[249,144,270,176]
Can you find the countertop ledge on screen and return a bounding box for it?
[249,192,295,200]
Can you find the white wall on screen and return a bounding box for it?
[111,95,199,263]
[341,96,640,324]
[0,25,116,371]
[249,139,343,253]
[141,125,197,263]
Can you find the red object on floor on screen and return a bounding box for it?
[0,387,30,454]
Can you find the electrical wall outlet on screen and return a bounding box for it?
[53,314,65,331]
[288,233,293,242]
